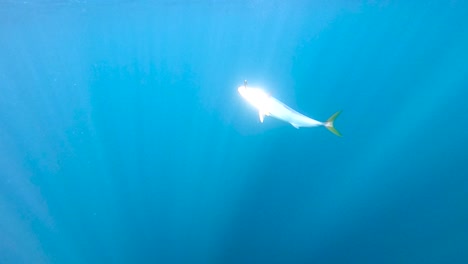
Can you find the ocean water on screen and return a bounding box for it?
[1,1,468,263]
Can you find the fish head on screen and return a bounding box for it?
[237,85,248,98]
[238,85,271,111]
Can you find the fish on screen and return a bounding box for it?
[238,80,342,137]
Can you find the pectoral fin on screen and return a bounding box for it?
[259,111,265,123]
[258,110,270,123]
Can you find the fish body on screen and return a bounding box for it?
[238,81,342,136]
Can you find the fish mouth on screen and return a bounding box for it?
[238,86,246,97]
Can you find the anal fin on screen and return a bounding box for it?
[291,123,300,129]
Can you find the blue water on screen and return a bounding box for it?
[1,1,468,263]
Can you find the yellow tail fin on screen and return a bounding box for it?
[325,111,342,137]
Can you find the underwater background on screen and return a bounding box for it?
[1,1,468,263]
